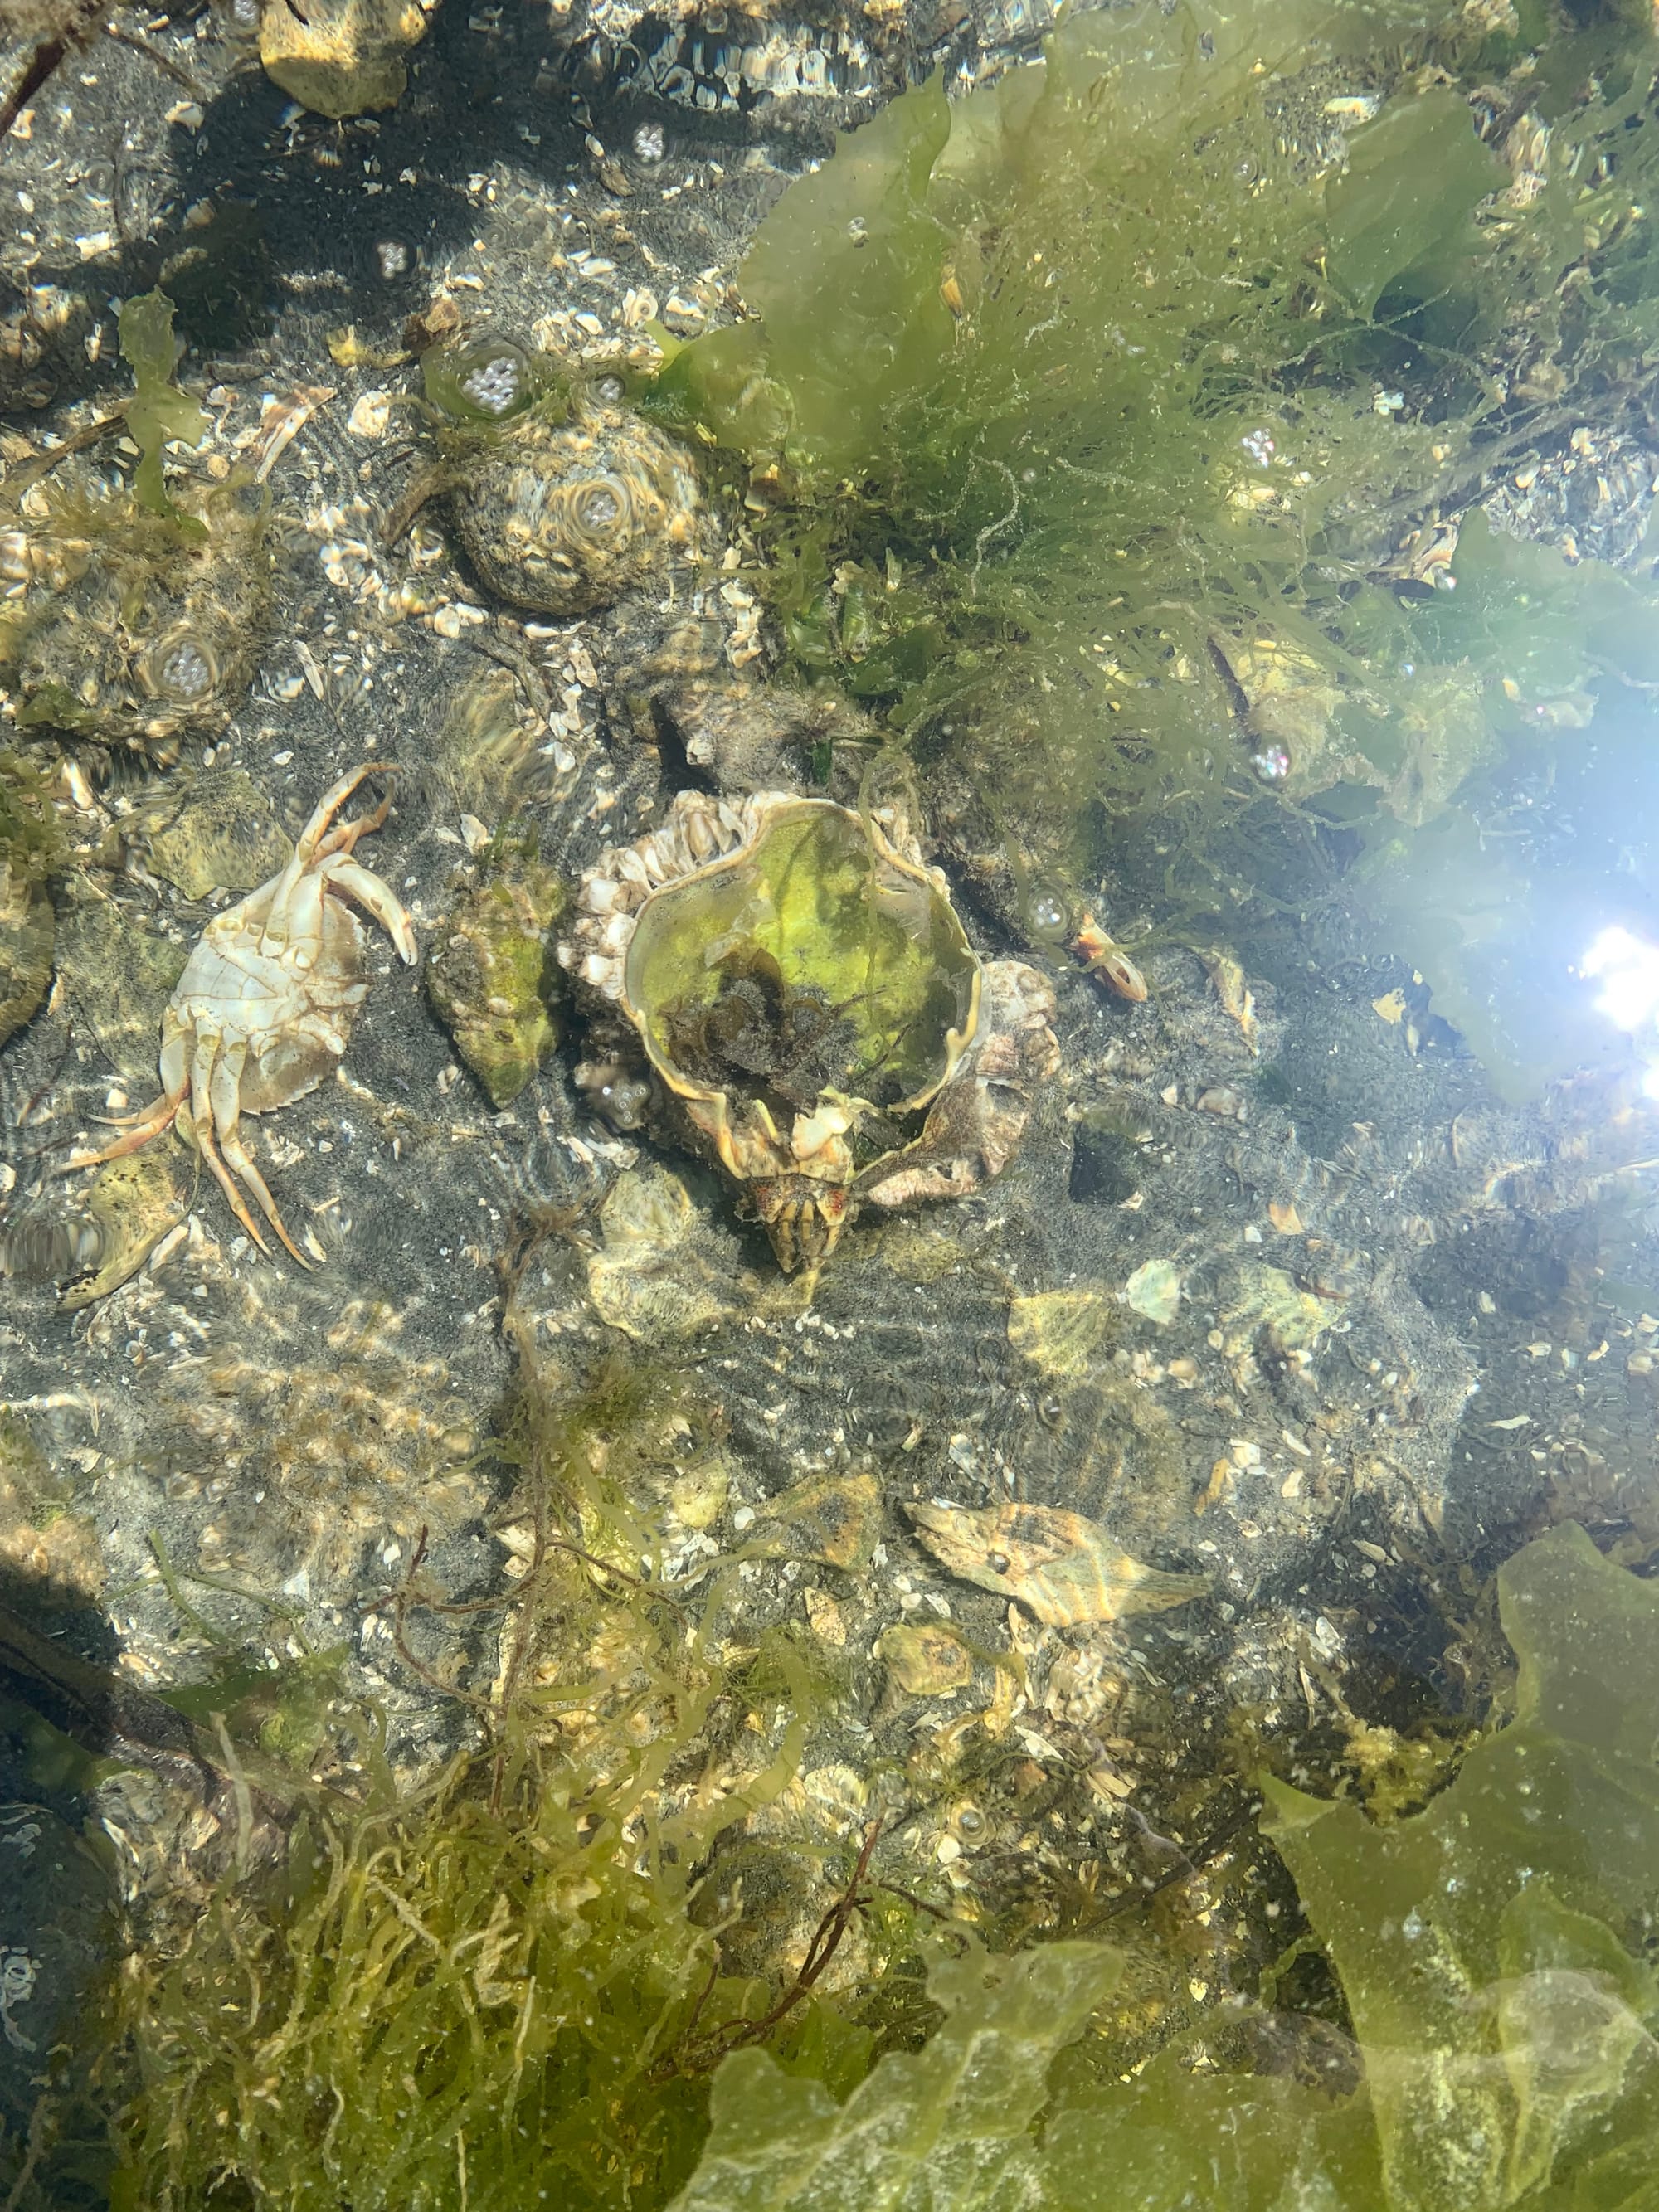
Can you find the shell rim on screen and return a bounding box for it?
[620,794,983,1125]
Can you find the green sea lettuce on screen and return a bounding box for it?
[659,0,1659,1099]
[665,1524,1659,2212]
[118,291,208,532]
[1262,1522,1659,2211]
[668,1943,1121,2212]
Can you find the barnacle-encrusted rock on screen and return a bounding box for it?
[426,341,704,616]
[559,788,1058,1271]
[259,0,434,116]
[907,1501,1207,1629]
[425,843,565,1108]
[0,480,270,759]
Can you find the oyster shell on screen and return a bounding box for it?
[560,790,1055,1270]
[907,1501,1208,1629]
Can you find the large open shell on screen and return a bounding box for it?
[561,791,984,1267]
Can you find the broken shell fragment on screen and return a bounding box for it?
[752,1471,883,1573]
[906,1500,1207,1629]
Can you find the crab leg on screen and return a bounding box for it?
[319,856,417,963]
[210,1043,311,1268]
[259,762,397,960]
[188,1031,271,1259]
[59,1081,183,1170]
[59,1033,188,1170]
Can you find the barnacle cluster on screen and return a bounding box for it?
[425,333,706,616]
[0,293,269,759]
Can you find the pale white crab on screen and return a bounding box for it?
[65,763,416,1263]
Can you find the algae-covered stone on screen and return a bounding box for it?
[56,896,187,1083]
[260,0,432,116]
[752,1472,883,1573]
[142,770,293,902]
[585,1164,735,1344]
[1009,1286,1112,1377]
[426,844,565,1108]
[57,1149,190,1312]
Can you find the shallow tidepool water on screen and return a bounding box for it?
[7,2,1659,2206]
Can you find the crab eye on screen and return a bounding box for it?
[425,334,538,423]
[988,1550,1011,1574]
[144,630,219,703]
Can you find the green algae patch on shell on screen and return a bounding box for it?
[141,769,294,902]
[57,1148,189,1312]
[424,841,566,1107]
[442,391,703,617]
[626,800,978,1123]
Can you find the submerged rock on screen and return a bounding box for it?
[260,0,434,116]
[141,770,293,902]
[425,843,565,1108]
